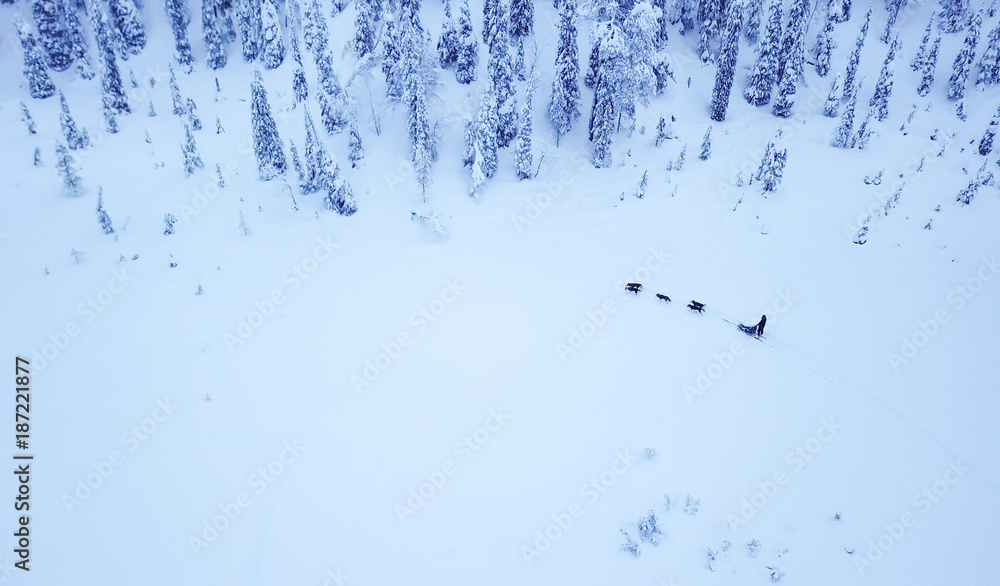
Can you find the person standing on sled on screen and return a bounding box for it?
[754,314,766,337]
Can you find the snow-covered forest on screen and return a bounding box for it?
[1,0,999,581]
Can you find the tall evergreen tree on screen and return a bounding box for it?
[710,0,742,121]
[948,8,982,101]
[939,0,966,33]
[975,21,1000,87]
[882,0,903,44]
[833,0,850,22]
[16,20,57,99]
[511,0,533,37]
[166,0,196,71]
[832,78,861,148]
[488,0,517,148]
[109,0,147,54]
[32,0,72,71]
[64,0,94,79]
[400,0,434,194]
[290,13,308,101]
[20,102,38,134]
[349,119,365,166]
[979,112,997,155]
[438,0,459,66]
[917,35,941,96]
[869,35,898,121]
[474,89,499,179]
[777,0,808,83]
[203,0,227,69]
[382,16,403,97]
[515,79,534,179]
[911,15,934,71]
[355,0,377,56]
[259,0,285,68]
[303,0,328,61]
[238,0,262,61]
[455,0,479,83]
[169,65,186,114]
[744,0,781,105]
[823,74,841,117]
[96,188,115,233]
[744,0,763,43]
[250,68,287,180]
[620,1,660,129]
[548,0,580,145]
[815,0,834,77]
[92,2,131,121]
[589,22,625,167]
[483,0,496,44]
[55,141,83,195]
[59,93,90,149]
[699,125,712,159]
[842,8,871,105]
[182,122,203,175]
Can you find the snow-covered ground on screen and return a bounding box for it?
[1,0,999,583]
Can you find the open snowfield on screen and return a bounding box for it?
[1,0,999,583]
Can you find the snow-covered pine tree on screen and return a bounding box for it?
[918,35,942,96]
[259,0,284,68]
[316,54,350,131]
[301,106,329,192]
[955,180,977,205]
[289,6,308,101]
[815,0,834,77]
[181,122,204,175]
[699,125,711,159]
[710,0,741,122]
[755,139,786,192]
[166,0,196,71]
[59,93,90,149]
[96,188,115,233]
[203,0,227,69]
[488,0,517,148]
[355,0,377,56]
[654,115,667,144]
[618,2,659,131]
[455,0,478,83]
[400,0,434,194]
[823,74,841,116]
[832,77,861,147]
[438,0,459,67]
[382,16,403,97]
[652,0,669,48]
[325,178,357,216]
[482,0,496,44]
[842,7,871,103]
[515,78,534,179]
[980,114,996,155]
[698,0,723,41]
[187,97,202,129]
[92,2,131,124]
[548,0,580,145]
[744,0,781,106]
[744,0,762,43]
[833,0,850,22]
[303,0,328,61]
[882,0,904,43]
[164,213,177,234]
[470,142,487,196]
[777,0,808,83]
[289,138,304,179]
[109,0,147,54]
[169,65,185,114]
[349,119,365,166]
[55,141,83,195]
[250,68,287,180]
[772,61,797,117]
[32,0,72,71]
[948,8,982,101]
[589,36,618,168]
[869,35,898,121]
[20,102,38,134]
[64,0,94,79]
[853,107,874,148]
[16,19,57,99]
[511,0,533,37]
[939,0,966,34]
[34,147,42,166]
[474,89,499,178]
[462,118,476,167]
[975,21,1000,87]
[238,0,262,61]
[912,15,934,71]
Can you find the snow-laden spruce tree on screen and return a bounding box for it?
[948,8,982,101]
[303,0,328,62]
[832,78,861,148]
[511,0,533,37]
[250,68,287,180]
[437,0,459,67]
[186,97,202,129]
[316,54,350,132]
[169,65,185,114]
[755,139,786,192]
[92,2,131,130]
[823,74,841,117]
[326,178,357,216]
[911,15,934,71]
[349,119,365,166]
[515,78,534,179]
[939,0,967,34]
[979,110,997,155]
[355,0,377,56]
[474,89,499,178]
[870,35,898,121]
[776,0,808,82]
[918,35,942,96]
[32,0,72,71]
[744,0,781,106]
[166,0,196,71]
[699,125,711,159]
[842,7,871,105]
[259,0,285,68]
[882,0,904,43]
[64,0,94,79]
[488,0,517,148]
[21,102,38,134]
[56,141,83,195]
[290,11,308,101]
[301,106,331,193]
[743,0,762,43]
[60,93,90,150]
[182,122,204,175]
[483,0,496,44]
[400,0,434,195]
[814,0,834,77]
[455,0,478,83]
[833,0,850,22]
[589,22,625,168]
[96,188,115,233]
[382,16,403,98]
[975,21,1000,87]
[238,0,261,61]
[548,0,580,145]
[203,0,227,69]
[16,19,57,99]
[109,0,146,54]
[710,0,742,122]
